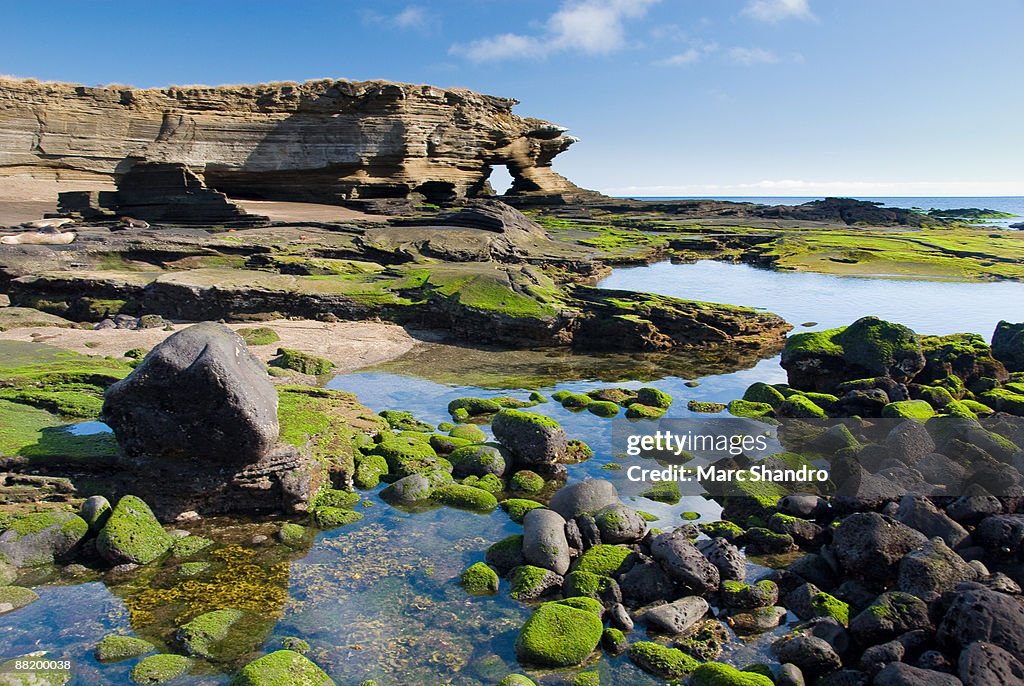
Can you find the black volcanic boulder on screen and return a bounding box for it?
[830,512,928,584]
[993,321,1024,372]
[492,409,569,469]
[937,584,1024,656]
[103,322,279,464]
[781,317,925,393]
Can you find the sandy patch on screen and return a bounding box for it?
[0,319,419,373]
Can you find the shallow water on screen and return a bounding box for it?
[4,263,1023,684]
[599,260,1024,337]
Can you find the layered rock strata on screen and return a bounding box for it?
[0,77,593,205]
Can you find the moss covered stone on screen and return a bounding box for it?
[447,397,502,418]
[575,544,633,576]
[96,495,173,565]
[502,498,544,524]
[777,394,828,419]
[497,676,536,686]
[980,388,1024,415]
[687,400,726,413]
[448,444,506,478]
[515,601,604,667]
[572,672,600,686]
[625,403,667,419]
[236,327,280,346]
[466,473,504,493]
[628,641,700,680]
[602,627,628,654]
[587,400,620,417]
[311,489,360,510]
[177,608,246,659]
[640,480,681,504]
[691,662,774,686]
[427,434,472,454]
[637,387,673,409]
[881,399,935,421]
[370,434,444,478]
[311,507,364,529]
[460,561,499,595]
[0,585,39,615]
[449,424,486,442]
[229,650,335,686]
[727,399,774,419]
[95,634,156,662]
[272,348,335,376]
[742,382,786,407]
[564,570,617,603]
[510,565,561,601]
[511,470,545,493]
[353,454,389,489]
[430,484,498,512]
[0,510,89,567]
[379,410,433,433]
[559,393,592,410]
[131,654,193,685]
[587,387,639,406]
[811,591,850,626]
[171,535,214,559]
[276,523,309,548]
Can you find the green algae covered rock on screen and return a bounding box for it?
[177,608,246,659]
[691,662,774,686]
[515,601,603,667]
[460,561,499,595]
[236,327,280,347]
[699,520,745,541]
[628,641,700,680]
[811,590,850,626]
[497,676,536,686]
[782,316,925,391]
[430,484,498,512]
[625,403,667,419]
[980,388,1024,415]
[688,400,726,413]
[0,510,88,567]
[427,434,472,454]
[170,535,214,559]
[272,348,334,376]
[95,634,156,662]
[637,387,673,409]
[369,434,443,478]
[131,654,193,684]
[0,586,39,615]
[742,382,787,407]
[353,454,389,489]
[311,507,364,529]
[993,320,1024,372]
[485,534,525,575]
[574,544,633,576]
[881,399,936,421]
[311,489,360,510]
[640,480,681,504]
[727,399,774,419]
[449,423,487,442]
[587,400,620,417]
[510,564,562,601]
[96,495,173,565]
[448,444,506,478]
[276,523,309,548]
[511,470,545,493]
[229,650,335,686]
[501,498,545,524]
[447,397,503,418]
[378,410,433,433]
[777,394,828,419]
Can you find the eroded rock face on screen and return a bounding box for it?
[0,77,591,204]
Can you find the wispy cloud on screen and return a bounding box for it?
[728,46,784,65]
[655,41,719,67]
[451,0,660,62]
[742,0,815,22]
[363,5,437,32]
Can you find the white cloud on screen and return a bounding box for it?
[655,41,718,66]
[729,46,783,65]
[742,0,815,22]
[363,5,436,32]
[392,6,428,29]
[600,179,1024,197]
[451,0,660,62]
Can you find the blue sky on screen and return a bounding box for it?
[4,0,1023,196]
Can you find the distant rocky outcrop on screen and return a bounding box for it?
[0,77,594,207]
[101,322,326,517]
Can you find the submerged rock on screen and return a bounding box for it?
[515,602,603,667]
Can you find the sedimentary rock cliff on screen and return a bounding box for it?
[0,77,592,204]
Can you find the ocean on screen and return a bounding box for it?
[630,196,1024,229]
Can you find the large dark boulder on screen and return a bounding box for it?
[958,641,1024,685]
[103,322,279,464]
[782,317,925,393]
[937,584,1024,656]
[992,321,1024,372]
[830,513,927,584]
[649,529,720,594]
[491,409,569,470]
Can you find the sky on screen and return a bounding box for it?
[3,0,1023,197]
